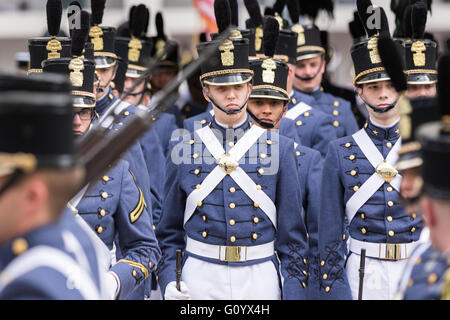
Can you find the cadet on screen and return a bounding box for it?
[182,0,261,133]
[292,23,359,138]
[87,0,158,241]
[246,16,322,299]
[156,3,308,300]
[403,1,438,99]
[0,73,100,300]
[318,3,423,300]
[396,53,450,300]
[146,11,182,155]
[42,36,161,299]
[276,13,337,158]
[114,4,166,227]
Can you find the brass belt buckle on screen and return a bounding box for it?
[220,246,247,262]
[382,243,403,260]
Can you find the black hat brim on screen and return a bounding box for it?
[201,71,253,86]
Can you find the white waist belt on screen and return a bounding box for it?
[349,238,416,261]
[186,237,275,263]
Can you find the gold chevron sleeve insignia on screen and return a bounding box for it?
[117,259,149,279]
[128,169,145,223]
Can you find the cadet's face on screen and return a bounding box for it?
[203,83,252,126]
[123,77,146,106]
[400,166,423,200]
[405,83,436,99]
[247,98,286,129]
[0,175,22,244]
[73,107,93,135]
[294,55,325,93]
[358,81,400,120]
[150,67,177,93]
[95,66,116,99]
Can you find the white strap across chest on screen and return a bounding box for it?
[0,245,101,300]
[285,102,312,120]
[345,128,402,224]
[184,125,277,229]
[99,100,131,129]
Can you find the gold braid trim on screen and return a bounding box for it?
[0,152,37,176]
[128,64,147,71]
[397,141,422,155]
[27,69,43,75]
[72,90,96,99]
[353,67,386,85]
[297,46,326,54]
[93,51,117,59]
[252,85,289,99]
[404,69,438,75]
[200,68,254,81]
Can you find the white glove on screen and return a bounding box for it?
[164,281,191,300]
[102,271,120,300]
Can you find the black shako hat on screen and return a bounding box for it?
[351,0,403,85]
[403,1,438,85]
[0,72,76,175]
[197,0,253,86]
[88,0,117,69]
[249,16,289,101]
[416,53,450,200]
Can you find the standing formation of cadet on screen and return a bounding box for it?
[1,0,449,301]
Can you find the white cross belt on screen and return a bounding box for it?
[345,128,402,224]
[184,125,277,229]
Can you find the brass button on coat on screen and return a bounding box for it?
[12,238,28,256]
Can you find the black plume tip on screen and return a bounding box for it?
[263,16,280,58]
[377,37,407,92]
[349,10,367,40]
[357,0,377,37]
[47,0,63,37]
[155,12,165,38]
[229,0,239,27]
[437,53,450,117]
[273,0,287,14]
[143,7,150,35]
[69,1,81,9]
[287,0,300,24]
[71,10,90,56]
[214,0,231,34]
[244,0,263,27]
[91,0,106,25]
[379,6,390,38]
[402,5,413,38]
[412,1,428,39]
[130,4,147,38]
